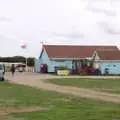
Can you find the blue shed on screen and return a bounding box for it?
[34,45,119,74]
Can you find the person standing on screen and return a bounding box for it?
[11,64,15,76]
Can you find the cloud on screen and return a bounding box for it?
[0,16,11,22]
[86,0,117,16]
[41,26,84,41]
[98,21,120,35]
[50,31,84,39]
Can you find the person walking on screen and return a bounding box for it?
[11,64,15,76]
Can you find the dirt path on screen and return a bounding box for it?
[0,107,48,115]
[5,72,120,103]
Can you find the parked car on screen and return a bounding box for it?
[0,64,5,81]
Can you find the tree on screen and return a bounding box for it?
[0,56,35,67]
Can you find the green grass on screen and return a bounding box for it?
[0,81,120,120]
[0,81,68,108]
[46,78,120,94]
[12,101,120,120]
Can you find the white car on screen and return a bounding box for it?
[0,64,5,81]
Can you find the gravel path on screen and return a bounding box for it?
[5,72,120,103]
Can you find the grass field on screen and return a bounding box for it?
[0,81,120,120]
[46,78,120,94]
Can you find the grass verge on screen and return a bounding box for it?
[46,78,120,94]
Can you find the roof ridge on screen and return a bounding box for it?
[44,45,117,47]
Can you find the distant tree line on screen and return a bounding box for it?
[0,56,35,67]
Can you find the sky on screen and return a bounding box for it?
[0,0,120,58]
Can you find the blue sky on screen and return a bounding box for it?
[0,0,120,58]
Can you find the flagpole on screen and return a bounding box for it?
[25,48,28,72]
[26,57,28,72]
[20,41,27,72]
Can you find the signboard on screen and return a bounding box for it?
[57,70,69,76]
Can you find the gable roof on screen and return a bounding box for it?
[43,45,119,59]
[96,50,120,60]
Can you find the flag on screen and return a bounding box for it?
[20,40,27,49]
[21,44,27,49]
